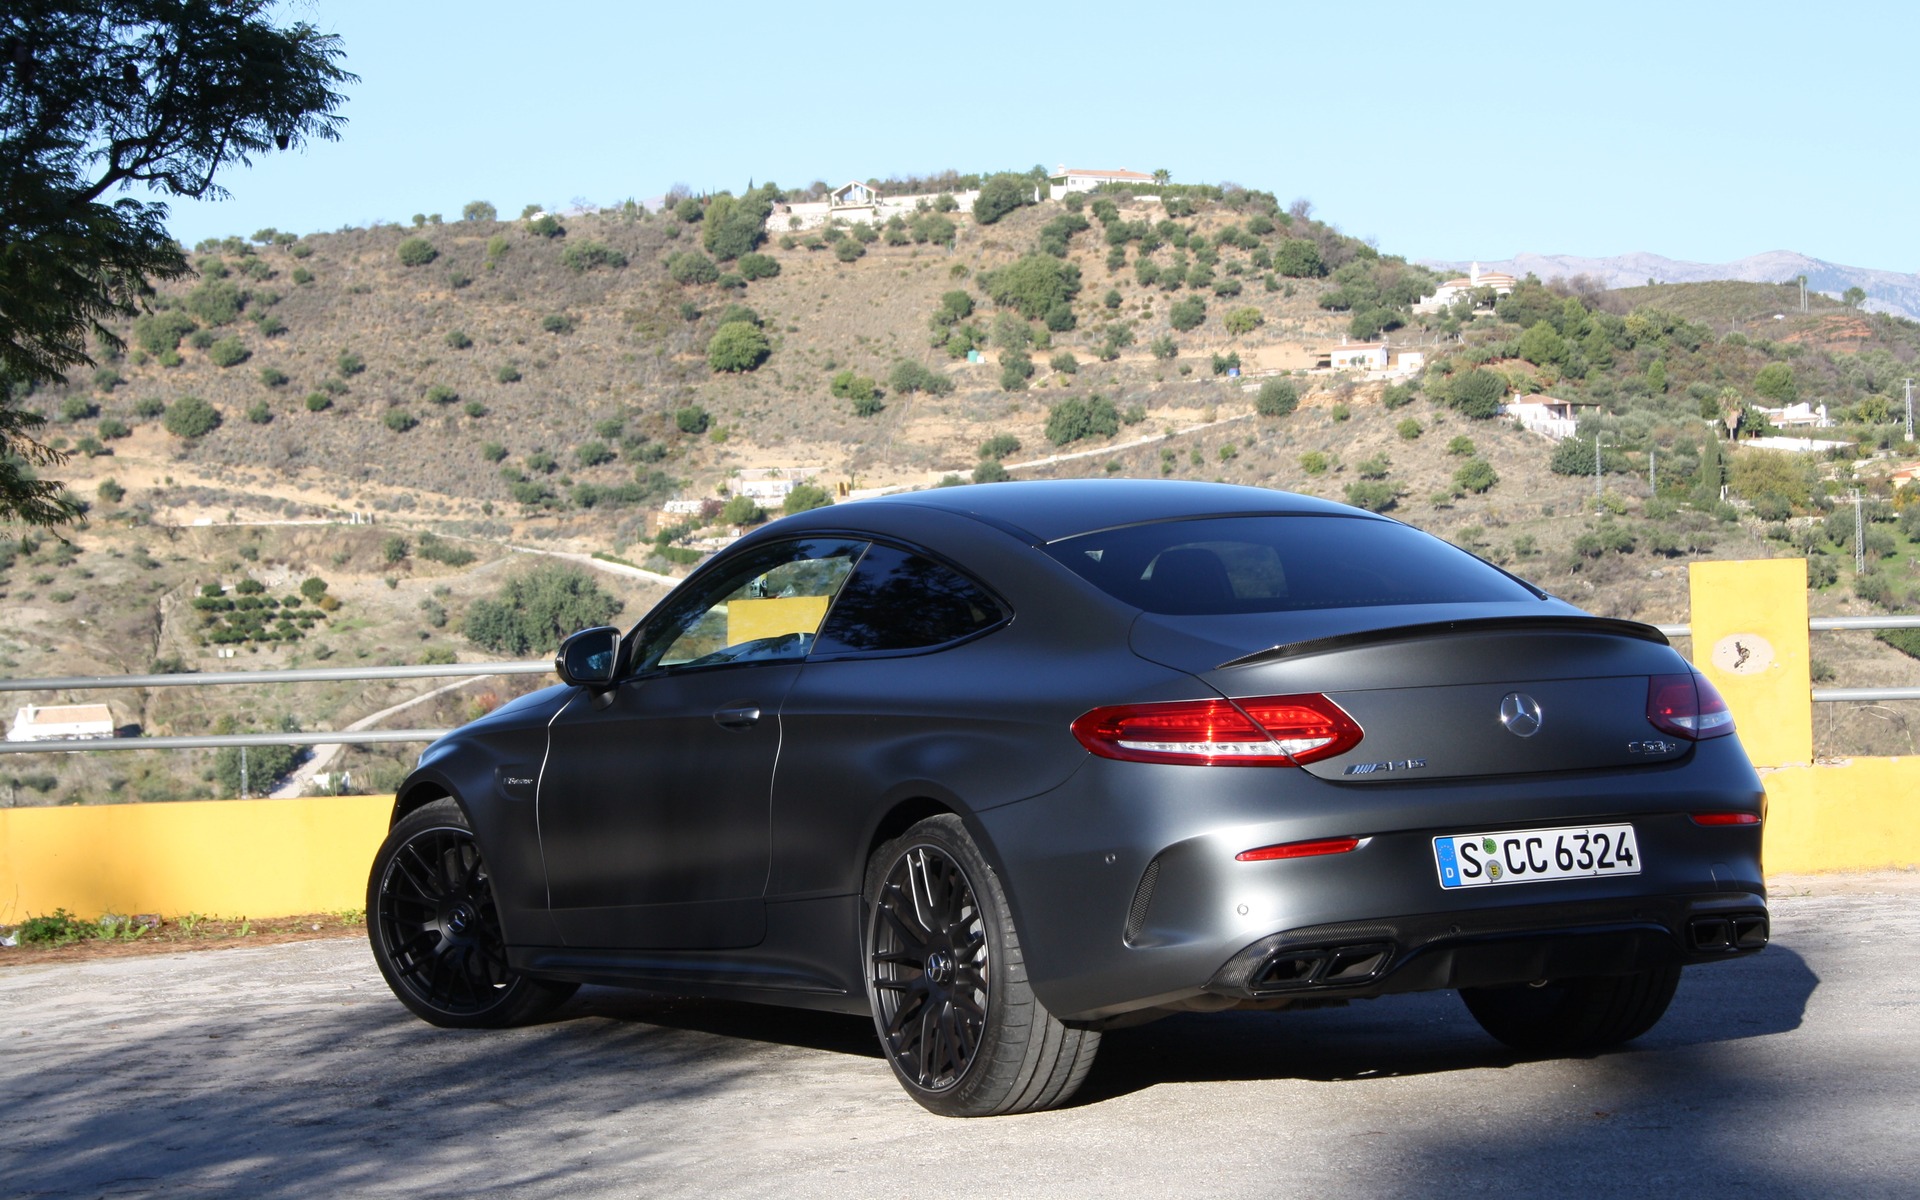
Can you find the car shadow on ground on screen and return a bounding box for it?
[548,943,1816,1107]
[1074,944,1817,1105]
[552,989,883,1059]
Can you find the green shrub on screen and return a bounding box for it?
[98,417,131,439]
[561,239,627,272]
[1344,480,1398,512]
[496,363,522,383]
[133,310,199,355]
[258,366,289,388]
[464,400,487,418]
[246,401,272,424]
[1150,335,1178,360]
[445,329,472,350]
[889,360,954,395]
[707,322,770,372]
[397,238,438,267]
[59,396,97,422]
[1447,435,1476,456]
[737,252,780,280]
[526,214,565,238]
[1256,379,1299,417]
[980,434,1021,460]
[384,409,417,433]
[291,266,313,285]
[304,392,331,412]
[972,459,1010,484]
[675,406,710,435]
[1046,395,1121,446]
[97,478,125,504]
[783,483,833,514]
[541,314,576,335]
[337,351,365,376]
[721,495,765,525]
[185,279,245,325]
[1223,306,1264,335]
[1050,351,1079,375]
[463,200,497,222]
[973,173,1036,225]
[425,384,459,406]
[668,251,720,284]
[163,395,221,439]
[1169,296,1207,332]
[207,336,250,367]
[481,442,508,462]
[834,238,865,263]
[463,564,625,655]
[1397,417,1423,440]
[576,441,615,467]
[417,532,477,567]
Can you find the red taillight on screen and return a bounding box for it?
[1236,836,1363,861]
[1646,673,1736,741]
[1071,694,1363,767]
[1690,812,1761,826]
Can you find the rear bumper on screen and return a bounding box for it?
[974,739,1768,1021]
[1203,891,1767,1001]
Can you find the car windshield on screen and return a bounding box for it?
[1042,515,1540,615]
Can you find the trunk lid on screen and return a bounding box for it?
[1132,609,1695,781]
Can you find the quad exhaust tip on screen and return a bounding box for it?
[1688,913,1769,953]
[1252,942,1393,991]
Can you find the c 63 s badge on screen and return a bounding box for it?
[1345,758,1428,776]
[1627,740,1678,755]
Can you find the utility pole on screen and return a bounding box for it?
[1853,489,1866,576]
[240,745,249,800]
[1649,446,1657,495]
[1593,433,1610,497]
[1905,378,1914,442]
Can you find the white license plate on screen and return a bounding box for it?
[1434,824,1641,889]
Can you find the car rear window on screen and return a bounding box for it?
[1042,515,1540,614]
[813,543,1006,654]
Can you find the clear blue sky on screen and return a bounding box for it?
[162,1,1920,272]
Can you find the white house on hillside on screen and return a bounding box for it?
[7,703,116,742]
[1413,262,1519,314]
[1754,401,1832,430]
[1502,394,1584,441]
[1048,166,1158,193]
[1324,341,1389,371]
[770,182,979,232]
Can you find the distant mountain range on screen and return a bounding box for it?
[1420,251,1920,322]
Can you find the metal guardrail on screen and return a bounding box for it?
[0,660,548,756]
[1,613,1917,756]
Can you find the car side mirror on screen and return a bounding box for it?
[555,626,622,689]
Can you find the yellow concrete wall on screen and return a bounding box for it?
[0,795,392,923]
[0,559,1911,923]
[1759,759,1920,874]
[1689,558,1813,769]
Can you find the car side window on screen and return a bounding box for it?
[633,538,866,673]
[812,543,1007,655]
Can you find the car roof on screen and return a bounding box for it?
[857,479,1368,544]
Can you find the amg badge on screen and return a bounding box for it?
[1345,758,1428,776]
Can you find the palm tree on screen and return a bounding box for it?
[1152,168,1170,186]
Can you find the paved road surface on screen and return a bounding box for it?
[3,875,1916,1199]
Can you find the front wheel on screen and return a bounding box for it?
[368,797,576,1028]
[864,814,1099,1116]
[1460,962,1682,1054]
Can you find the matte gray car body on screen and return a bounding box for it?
[376,480,1768,1111]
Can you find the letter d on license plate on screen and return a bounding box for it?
[1434,824,1641,889]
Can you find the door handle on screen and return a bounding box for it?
[713,705,762,729]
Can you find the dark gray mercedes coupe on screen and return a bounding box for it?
[368,479,1768,1116]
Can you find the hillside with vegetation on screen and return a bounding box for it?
[3,168,1918,803]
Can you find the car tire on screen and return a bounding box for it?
[863,814,1099,1116]
[368,797,577,1029]
[1460,961,1683,1054]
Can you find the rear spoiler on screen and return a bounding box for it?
[1218,616,1670,671]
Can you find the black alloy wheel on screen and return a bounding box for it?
[869,840,991,1093]
[368,798,575,1028]
[864,815,1099,1116]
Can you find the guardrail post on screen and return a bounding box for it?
[1687,559,1813,770]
